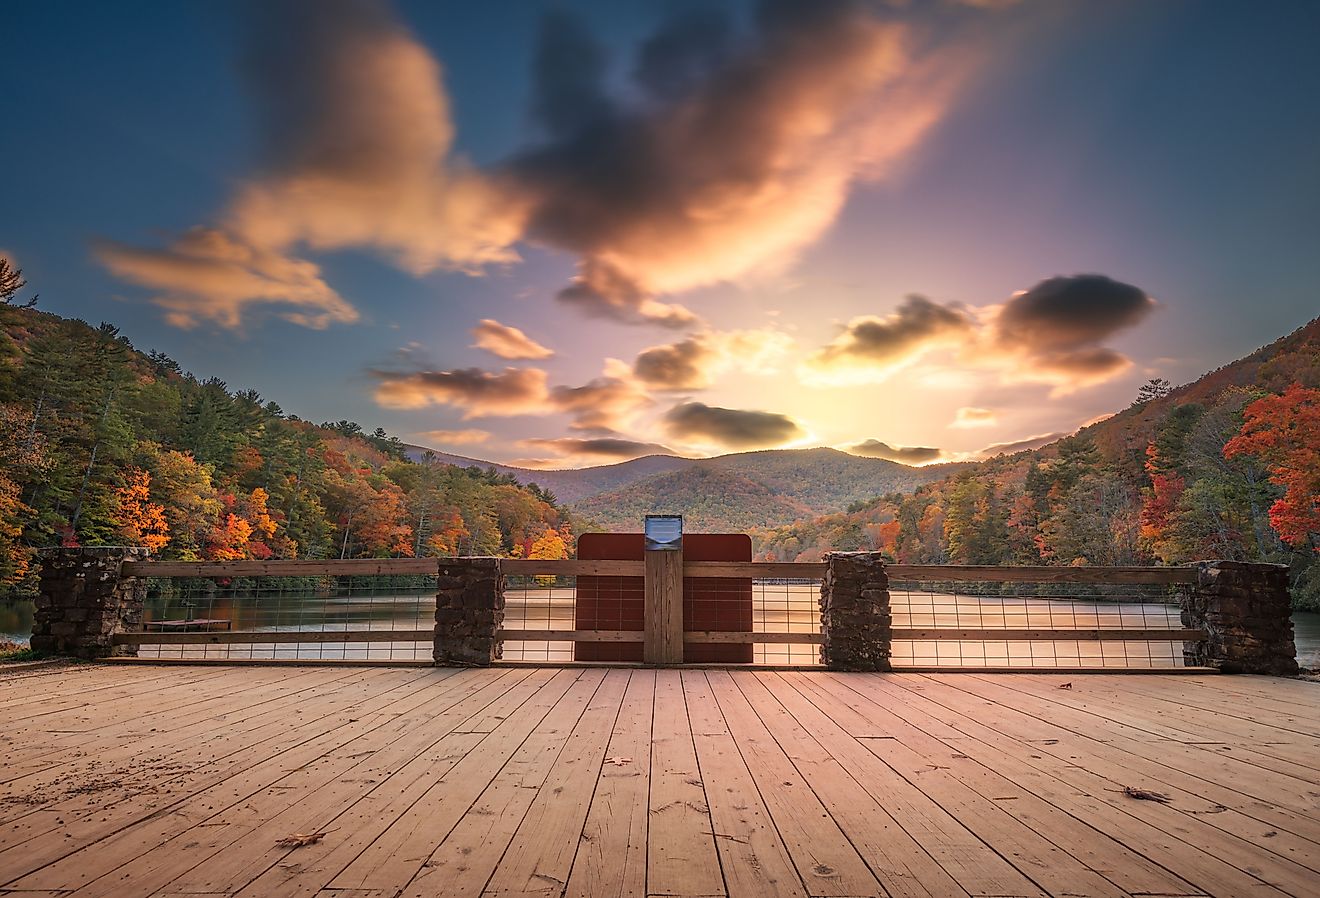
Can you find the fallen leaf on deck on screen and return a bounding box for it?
[1058,683,1073,689]
[1122,786,1171,803]
[275,831,329,848]
[605,757,633,766]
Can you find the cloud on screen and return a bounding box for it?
[978,431,1068,457]
[989,274,1155,393]
[512,1,981,325]
[522,437,674,459]
[470,319,554,360]
[415,428,491,446]
[663,401,803,449]
[845,439,942,464]
[95,228,358,329]
[371,366,549,418]
[631,328,793,390]
[801,295,974,384]
[555,262,698,328]
[950,406,997,428]
[98,0,523,329]
[801,275,1154,393]
[548,365,652,433]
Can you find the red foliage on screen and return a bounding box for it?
[1224,383,1320,550]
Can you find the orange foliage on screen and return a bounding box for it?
[113,469,171,552]
[1224,383,1320,550]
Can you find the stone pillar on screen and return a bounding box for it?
[820,552,892,671]
[1181,561,1298,675]
[31,547,149,659]
[434,557,505,666]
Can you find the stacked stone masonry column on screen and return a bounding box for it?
[31,547,149,659]
[434,557,505,666]
[820,552,892,671]
[1181,561,1298,675]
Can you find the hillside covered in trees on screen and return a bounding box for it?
[754,318,1320,608]
[0,305,573,595]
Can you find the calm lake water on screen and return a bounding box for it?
[3,592,1319,669]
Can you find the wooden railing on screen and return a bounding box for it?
[112,558,1205,667]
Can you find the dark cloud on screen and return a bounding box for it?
[996,275,1154,351]
[371,366,549,417]
[555,262,696,328]
[511,0,976,325]
[549,374,651,433]
[663,401,803,448]
[633,337,714,390]
[803,295,974,382]
[845,439,943,464]
[523,437,674,459]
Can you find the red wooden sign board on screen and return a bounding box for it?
[574,532,753,663]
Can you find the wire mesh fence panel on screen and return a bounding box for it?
[888,579,1189,669]
[500,574,578,662]
[139,575,435,661]
[751,579,821,666]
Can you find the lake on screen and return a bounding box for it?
[4,591,1319,669]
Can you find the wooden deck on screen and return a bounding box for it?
[1,665,1317,898]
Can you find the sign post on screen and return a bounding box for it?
[643,515,684,664]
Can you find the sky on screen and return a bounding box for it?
[4,0,1319,469]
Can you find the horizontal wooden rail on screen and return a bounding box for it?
[683,561,826,579]
[113,629,432,646]
[120,557,1195,584]
[887,565,1195,585]
[502,559,643,576]
[499,628,637,643]
[892,628,1205,642]
[121,559,439,578]
[685,631,823,644]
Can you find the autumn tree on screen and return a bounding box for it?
[112,469,170,552]
[1224,383,1320,551]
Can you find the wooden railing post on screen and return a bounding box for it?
[644,544,684,665]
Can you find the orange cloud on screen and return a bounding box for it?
[371,367,549,418]
[951,406,998,428]
[415,428,491,446]
[95,228,357,329]
[471,319,555,360]
[514,3,983,324]
[98,0,522,330]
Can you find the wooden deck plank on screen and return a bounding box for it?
[232,669,560,898]
[1,665,1316,898]
[646,669,725,898]
[1,668,445,890]
[0,668,405,851]
[123,669,537,898]
[681,671,807,898]
[905,674,1320,847]
[706,671,883,897]
[794,674,1197,897]
[564,669,655,898]
[892,675,1312,896]
[326,669,584,893]
[973,674,1320,789]
[400,669,609,898]
[740,672,1041,898]
[483,669,630,898]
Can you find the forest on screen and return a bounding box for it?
[0,300,574,598]
[754,318,1320,608]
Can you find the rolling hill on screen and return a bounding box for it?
[407,444,965,532]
